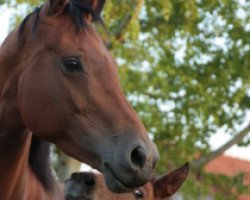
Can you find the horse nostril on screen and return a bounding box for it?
[130,146,146,169]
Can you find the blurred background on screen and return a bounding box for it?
[1,0,250,199]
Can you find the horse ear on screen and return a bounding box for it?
[49,0,67,15]
[92,0,106,15]
[153,163,189,199]
[85,0,105,22]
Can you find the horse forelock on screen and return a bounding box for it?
[64,0,103,30]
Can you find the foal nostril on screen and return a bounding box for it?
[82,174,96,189]
[130,146,146,169]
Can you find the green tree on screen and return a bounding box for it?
[2,0,250,199]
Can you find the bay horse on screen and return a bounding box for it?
[64,163,189,200]
[0,0,159,199]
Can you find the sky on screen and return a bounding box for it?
[0,5,12,44]
[0,5,249,168]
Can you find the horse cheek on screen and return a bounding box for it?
[18,69,64,139]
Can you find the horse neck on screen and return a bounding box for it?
[0,30,62,200]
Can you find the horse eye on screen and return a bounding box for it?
[133,189,144,199]
[63,57,82,73]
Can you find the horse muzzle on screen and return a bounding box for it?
[101,139,159,193]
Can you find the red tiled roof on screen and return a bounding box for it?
[204,155,250,200]
[205,155,250,176]
[238,194,250,200]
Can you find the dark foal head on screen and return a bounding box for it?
[64,163,189,200]
[16,0,158,192]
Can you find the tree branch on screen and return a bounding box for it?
[106,0,144,48]
[114,13,132,39]
[114,0,144,39]
[192,123,250,169]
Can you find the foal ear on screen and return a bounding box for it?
[153,163,189,199]
[49,0,67,15]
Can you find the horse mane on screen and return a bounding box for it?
[29,136,55,190]
[18,0,102,42]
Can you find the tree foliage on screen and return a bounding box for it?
[2,0,250,199]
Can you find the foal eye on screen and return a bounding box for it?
[133,189,144,199]
[63,57,83,73]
